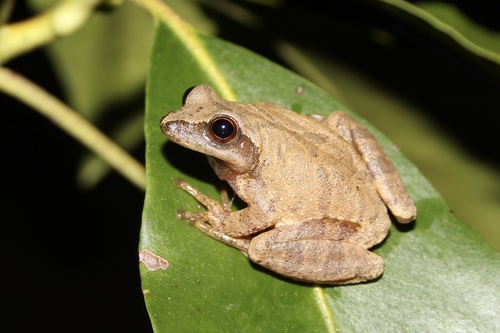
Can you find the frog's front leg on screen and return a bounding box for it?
[174,179,272,253]
[248,220,384,284]
[324,112,416,223]
[175,179,232,222]
[175,179,251,253]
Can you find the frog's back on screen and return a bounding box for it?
[250,104,386,224]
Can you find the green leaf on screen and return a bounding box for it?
[140,21,500,332]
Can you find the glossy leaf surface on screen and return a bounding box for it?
[140,22,500,332]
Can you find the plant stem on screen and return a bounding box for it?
[0,67,146,190]
[377,0,500,65]
[0,0,104,63]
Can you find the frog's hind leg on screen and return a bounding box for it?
[248,220,384,284]
[324,112,416,223]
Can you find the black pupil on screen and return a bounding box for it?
[212,119,234,139]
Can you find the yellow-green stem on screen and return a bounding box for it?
[0,67,146,190]
[0,0,105,63]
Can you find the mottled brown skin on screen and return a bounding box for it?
[160,84,416,285]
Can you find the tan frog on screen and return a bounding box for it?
[160,84,416,285]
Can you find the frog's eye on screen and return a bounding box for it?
[208,116,239,144]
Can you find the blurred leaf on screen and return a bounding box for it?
[140,20,500,332]
[416,1,500,56]
[0,0,14,26]
[28,0,153,116]
[27,0,154,187]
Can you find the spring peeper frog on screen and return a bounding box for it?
[160,84,416,285]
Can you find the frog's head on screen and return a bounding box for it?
[160,85,260,177]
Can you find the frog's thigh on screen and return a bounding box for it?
[262,218,390,249]
[325,112,416,223]
[248,225,384,284]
